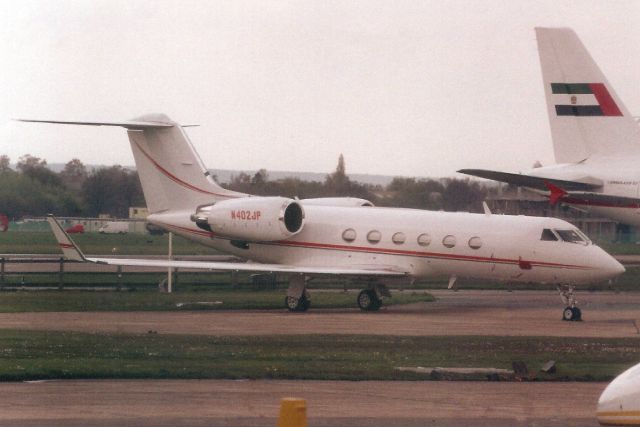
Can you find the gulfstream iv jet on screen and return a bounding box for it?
[21,113,623,320]
[460,27,640,227]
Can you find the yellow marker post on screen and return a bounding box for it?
[277,398,307,427]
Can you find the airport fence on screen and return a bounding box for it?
[0,256,271,291]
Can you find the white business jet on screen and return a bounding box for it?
[21,114,623,319]
[460,27,640,227]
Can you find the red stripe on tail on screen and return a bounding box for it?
[589,83,622,116]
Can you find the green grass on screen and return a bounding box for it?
[0,231,221,255]
[0,331,636,382]
[0,289,434,312]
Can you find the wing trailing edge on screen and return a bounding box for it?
[458,169,602,191]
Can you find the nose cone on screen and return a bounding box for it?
[596,362,640,426]
[589,247,625,282]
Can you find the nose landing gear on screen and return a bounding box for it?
[558,285,582,321]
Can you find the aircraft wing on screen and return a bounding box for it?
[457,169,601,191]
[46,216,406,277]
[561,192,640,208]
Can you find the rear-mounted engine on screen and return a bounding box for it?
[191,196,305,242]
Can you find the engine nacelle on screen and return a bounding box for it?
[192,197,305,242]
[300,197,374,207]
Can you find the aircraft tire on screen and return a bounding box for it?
[563,306,579,321]
[571,307,582,321]
[357,289,381,311]
[285,295,310,312]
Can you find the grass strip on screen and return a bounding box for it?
[0,290,434,312]
[0,331,637,382]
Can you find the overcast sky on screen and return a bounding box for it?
[1,0,639,178]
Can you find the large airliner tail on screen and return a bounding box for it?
[18,114,244,213]
[536,27,640,162]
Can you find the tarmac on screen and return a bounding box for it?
[0,379,604,427]
[0,290,638,337]
[0,289,637,426]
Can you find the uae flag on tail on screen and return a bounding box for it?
[551,83,622,117]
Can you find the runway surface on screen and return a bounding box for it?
[0,379,604,427]
[0,290,638,337]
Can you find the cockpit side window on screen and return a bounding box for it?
[555,229,586,244]
[541,228,558,241]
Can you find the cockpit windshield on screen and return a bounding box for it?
[555,229,589,245]
[540,229,558,241]
[540,228,591,245]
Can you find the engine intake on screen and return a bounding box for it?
[192,196,305,242]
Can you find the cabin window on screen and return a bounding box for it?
[468,236,482,249]
[417,233,431,246]
[555,229,586,244]
[367,230,382,244]
[442,235,456,248]
[392,232,406,244]
[540,229,558,241]
[342,228,356,242]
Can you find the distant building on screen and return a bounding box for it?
[487,184,628,243]
[129,207,149,219]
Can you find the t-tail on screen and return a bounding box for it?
[17,114,244,213]
[536,27,640,163]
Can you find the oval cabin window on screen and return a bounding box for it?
[392,232,406,244]
[417,233,431,247]
[442,235,456,248]
[468,236,482,249]
[342,228,356,242]
[367,230,381,244]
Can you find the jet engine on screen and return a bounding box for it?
[192,196,305,242]
[299,197,374,207]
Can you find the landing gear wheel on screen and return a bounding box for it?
[571,306,582,321]
[562,306,582,321]
[285,295,310,312]
[357,289,382,311]
[562,307,574,321]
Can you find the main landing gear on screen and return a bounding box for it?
[356,281,391,312]
[285,275,311,312]
[558,284,582,321]
[284,276,392,312]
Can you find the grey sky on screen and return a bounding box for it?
[1,0,639,178]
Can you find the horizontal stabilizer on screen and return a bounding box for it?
[458,169,601,191]
[15,118,174,129]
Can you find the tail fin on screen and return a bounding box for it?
[18,114,245,213]
[46,215,86,262]
[126,114,243,213]
[535,27,640,163]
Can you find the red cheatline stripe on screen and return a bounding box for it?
[155,222,590,271]
[133,142,237,198]
[589,83,622,116]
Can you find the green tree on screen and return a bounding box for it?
[81,166,144,217]
[16,154,61,187]
[0,155,11,173]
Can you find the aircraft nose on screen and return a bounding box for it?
[594,249,625,280]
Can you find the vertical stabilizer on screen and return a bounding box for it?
[126,114,244,213]
[536,27,640,162]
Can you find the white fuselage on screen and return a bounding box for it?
[528,157,640,226]
[149,204,622,285]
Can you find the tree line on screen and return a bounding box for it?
[0,153,491,219]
